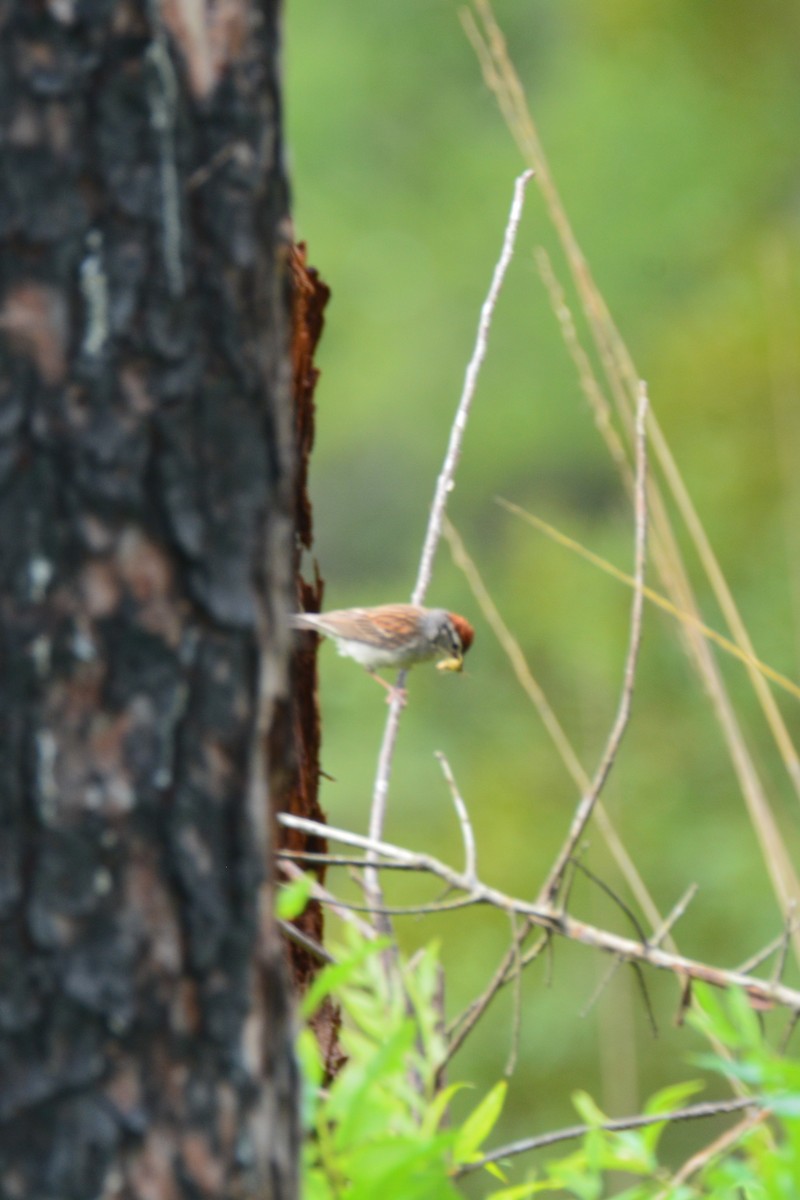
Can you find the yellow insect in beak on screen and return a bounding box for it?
[436,655,464,673]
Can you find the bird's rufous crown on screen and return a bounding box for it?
[449,613,475,653]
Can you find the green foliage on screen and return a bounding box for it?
[300,929,537,1199]
[297,920,800,1198]
[276,872,316,921]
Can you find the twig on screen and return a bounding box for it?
[539,385,649,905]
[581,884,696,1020]
[504,910,523,1077]
[458,888,691,1057]
[411,168,534,605]
[736,914,800,975]
[278,813,800,1015]
[446,929,547,1059]
[652,883,699,946]
[772,900,796,985]
[455,1096,759,1176]
[654,1108,769,1197]
[278,850,422,871]
[443,513,675,943]
[435,751,477,884]
[277,918,336,965]
[279,858,376,941]
[570,858,649,947]
[322,896,485,918]
[365,167,535,931]
[779,1009,800,1055]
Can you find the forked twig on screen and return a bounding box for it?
[365,168,535,930]
[278,813,800,1015]
[443,514,677,980]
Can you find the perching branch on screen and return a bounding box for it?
[364,168,535,929]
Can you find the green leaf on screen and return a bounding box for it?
[453,1080,508,1163]
[571,1090,607,1126]
[345,1133,461,1200]
[331,1020,418,1146]
[643,1079,705,1115]
[639,1079,705,1154]
[486,1180,546,1198]
[420,1082,470,1139]
[595,1129,654,1174]
[276,872,315,919]
[301,935,391,1018]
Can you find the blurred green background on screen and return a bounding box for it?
[284,0,800,1185]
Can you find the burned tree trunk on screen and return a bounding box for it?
[0,2,302,1196]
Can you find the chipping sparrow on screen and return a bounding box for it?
[292,604,474,699]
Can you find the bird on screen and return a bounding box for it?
[291,603,474,701]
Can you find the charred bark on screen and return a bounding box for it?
[0,1,300,1196]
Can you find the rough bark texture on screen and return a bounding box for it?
[283,245,326,970]
[0,1,300,1197]
[282,244,342,1078]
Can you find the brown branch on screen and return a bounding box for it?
[446,928,548,1060]
[582,883,699,1019]
[654,1108,770,1197]
[279,812,800,1016]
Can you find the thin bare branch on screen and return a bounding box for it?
[773,901,796,985]
[278,850,422,871]
[779,1009,800,1055]
[456,1096,759,1176]
[278,812,800,1015]
[279,858,376,941]
[582,884,697,1021]
[365,168,535,931]
[443,514,673,943]
[435,751,477,884]
[318,896,487,918]
[540,386,649,904]
[570,858,649,946]
[736,915,800,975]
[654,1108,769,1198]
[504,910,523,1077]
[277,919,336,965]
[446,928,547,1058]
[652,883,699,947]
[411,167,534,606]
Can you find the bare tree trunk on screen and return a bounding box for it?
[0,2,301,1196]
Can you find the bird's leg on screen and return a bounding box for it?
[366,671,408,707]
